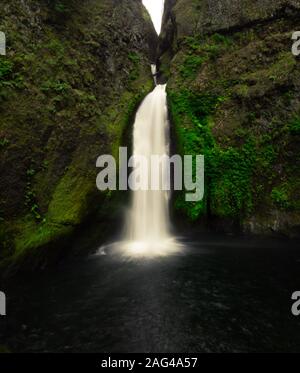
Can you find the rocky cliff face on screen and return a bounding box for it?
[0,0,157,270]
[162,0,300,39]
[159,0,300,236]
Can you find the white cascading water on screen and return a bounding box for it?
[127,84,170,240]
[151,64,157,85]
[121,71,181,257]
[100,0,181,257]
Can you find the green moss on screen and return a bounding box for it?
[232,84,250,98]
[182,33,231,53]
[128,52,141,63]
[182,33,232,58]
[169,89,230,219]
[0,137,10,148]
[211,33,233,47]
[180,55,207,79]
[165,17,300,228]
[271,186,290,210]
[107,80,153,158]
[240,52,296,89]
[5,76,153,263]
[24,167,43,221]
[160,13,300,235]
[168,86,283,221]
[0,0,156,269]
[289,116,300,136]
[169,32,236,90]
[0,58,24,96]
[128,52,142,83]
[15,218,73,255]
[41,80,71,94]
[47,171,93,226]
[267,52,296,81]
[0,59,13,81]
[54,2,69,14]
[207,140,256,217]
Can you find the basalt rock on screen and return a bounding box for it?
[0,0,157,271]
[159,0,300,237]
[161,0,300,41]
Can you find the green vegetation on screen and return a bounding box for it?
[180,55,207,79]
[271,186,290,210]
[0,60,13,81]
[41,80,71,94]
[169,89,256,220]
[167,24,300,229]
[0,0,156,269]
[128,52,141,83]
[128,52,141,64]
[289,116,300,136]
[0,58,24,96]
[54,2,69,14]
[0,137,10,148]
[25,167,42,222]
[15,219,72,255]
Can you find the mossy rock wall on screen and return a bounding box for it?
[159,1,300,237]
[0,0,157,270]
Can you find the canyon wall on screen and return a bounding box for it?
[159,0,300,236]
[0,0,157,270]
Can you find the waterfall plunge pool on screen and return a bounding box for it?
[1,234,300,352]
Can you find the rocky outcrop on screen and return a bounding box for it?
[162,0,300,39]
[159,0,300,237]
[159,0,300,75]
[0,0,157,270]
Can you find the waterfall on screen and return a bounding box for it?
[142,0,165,34]
[120,79,181,257]
[99,1,182,257]
[127,84,170,238]
[151,64,157,85]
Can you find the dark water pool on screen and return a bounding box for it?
[1,235,300,352]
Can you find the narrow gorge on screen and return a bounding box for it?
[1,0,300,272]
[0,0,300,355]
